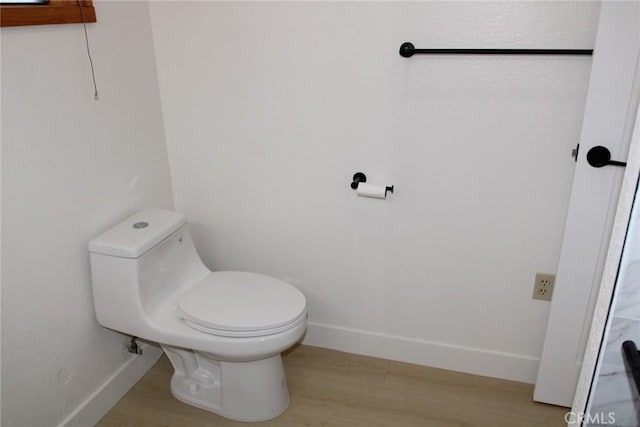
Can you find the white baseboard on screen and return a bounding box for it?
[302,322,540,384]
[59,343,163,427]
[56,323,537,426]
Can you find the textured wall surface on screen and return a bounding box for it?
[149,1,600,382]
[1,2,173,425]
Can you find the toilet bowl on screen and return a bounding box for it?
[88,209,307,421]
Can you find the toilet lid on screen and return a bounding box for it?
[176,271,306,335]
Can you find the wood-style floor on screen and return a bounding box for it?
[98,345,567,427]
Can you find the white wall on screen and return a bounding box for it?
[150,1,600,383]
[1,2,173,425]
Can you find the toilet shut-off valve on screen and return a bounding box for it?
[127,336,143,355]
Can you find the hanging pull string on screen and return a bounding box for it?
[77,1,99,100]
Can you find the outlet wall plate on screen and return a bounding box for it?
[533,273,555,301]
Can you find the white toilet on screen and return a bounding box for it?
[88,209,307,422]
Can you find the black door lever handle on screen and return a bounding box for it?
[586,146,627,168]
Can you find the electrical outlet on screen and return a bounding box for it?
[532,273,555,301]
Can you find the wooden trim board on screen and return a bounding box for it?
[1,1,96,27]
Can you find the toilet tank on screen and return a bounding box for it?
[88,209,209,335]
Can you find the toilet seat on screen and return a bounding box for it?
[177,271,307,338]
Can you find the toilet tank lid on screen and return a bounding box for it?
[89,209,186,258]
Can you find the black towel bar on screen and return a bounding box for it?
[399,42,593,58]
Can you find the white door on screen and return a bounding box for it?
[571,100,640,425]
[534,1,640,407]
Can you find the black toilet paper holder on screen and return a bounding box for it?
[350,172,394,195]
[350,172,367,189]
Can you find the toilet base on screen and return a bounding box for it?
[162,345,289,422]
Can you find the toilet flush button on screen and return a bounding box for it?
[133,221,149,229]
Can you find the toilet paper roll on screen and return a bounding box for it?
[356,183,388,199]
